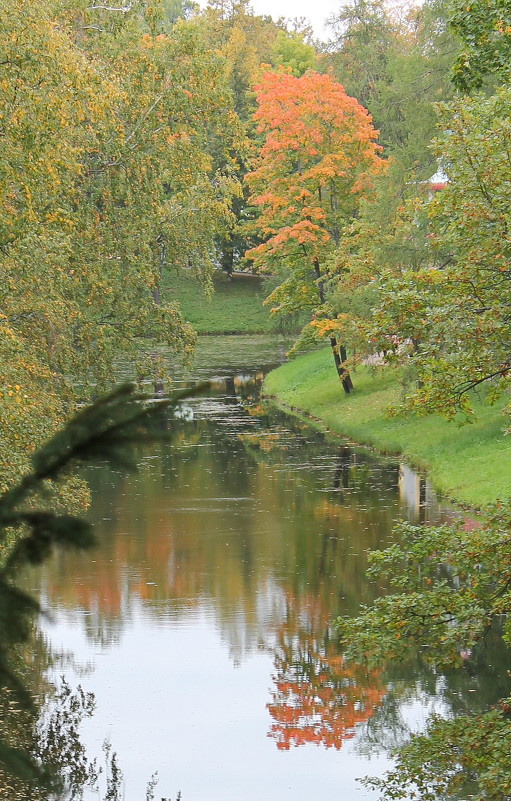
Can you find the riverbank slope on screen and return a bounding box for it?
[263,347,511,508]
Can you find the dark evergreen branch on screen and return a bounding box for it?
[0,381,206,787]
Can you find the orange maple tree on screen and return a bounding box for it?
[244,70,384,391]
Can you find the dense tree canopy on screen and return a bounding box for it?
[0,0,240,487]
[368,87,511,418]
[326,0,457,172]
[450,0,511,90]
[323,4,511,798]
[338,503,511,801]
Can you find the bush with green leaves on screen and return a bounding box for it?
[338,502,511,801]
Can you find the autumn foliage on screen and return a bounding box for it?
[0,0,239,489]
[244,70,384,390]
[245,70,383,269]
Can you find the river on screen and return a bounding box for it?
[20,335,510,801]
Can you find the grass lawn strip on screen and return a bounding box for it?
[162,270,274,334]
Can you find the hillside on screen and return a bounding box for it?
[162,270,275,334]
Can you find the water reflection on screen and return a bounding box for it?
[19,336,498,801]
[267,589,385,751]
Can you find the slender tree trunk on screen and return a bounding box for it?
[151,237,165,396]
[313,256,326,303]
[221,240,234,277]
[313,257,354,394]
[340,344,354,391]
[329,337,353,394]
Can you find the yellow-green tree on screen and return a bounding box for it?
[0,0,240,486]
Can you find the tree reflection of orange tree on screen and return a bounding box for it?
[267,591,384,751]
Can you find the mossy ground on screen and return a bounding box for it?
[263,347,511,508]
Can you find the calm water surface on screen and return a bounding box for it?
[22,336,509,800]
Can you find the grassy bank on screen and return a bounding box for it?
[263,347,511,508]
[162,270,275,334]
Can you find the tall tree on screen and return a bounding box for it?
[326,0,395,117]
[0,0,119,487]
[362,86,511,419]
[244,70,384,391]
[326,0,457,172]
[193,1,319,277]
[0,0,240,483]
[320,1,459,394]
[271,30,316,77]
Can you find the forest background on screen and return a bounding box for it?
[2,0,511,798]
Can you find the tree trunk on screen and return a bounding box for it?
[313,257,354,394]
[221,240,234,277]
[151,237,165,396]
[339,344,354,391]
[329,336,354,394]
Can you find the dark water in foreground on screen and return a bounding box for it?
[20,336,509,800]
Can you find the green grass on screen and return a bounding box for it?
[162,270,276,334]
[263,347,511,509]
